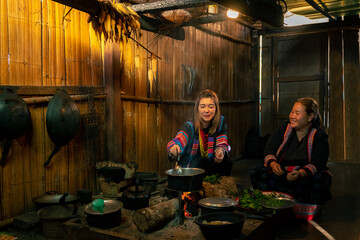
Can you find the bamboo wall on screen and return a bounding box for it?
[0,0,104,219]
[119,22,254,175]
[0,0,255,220]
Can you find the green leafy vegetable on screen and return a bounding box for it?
[237,189,286,211]
[203,174,220,184]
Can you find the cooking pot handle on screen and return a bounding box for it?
[59,192,69,204]
[44,145,61,167]
[0,139,12,166]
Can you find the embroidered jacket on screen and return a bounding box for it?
[167,116,230,167]
[263,120,329,176]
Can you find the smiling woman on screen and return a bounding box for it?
[167,89,233,176]
[250,97,332,205]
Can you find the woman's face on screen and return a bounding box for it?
[289,102,313,131]
[198,97,216,126]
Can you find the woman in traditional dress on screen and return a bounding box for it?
[167,89,232,176]
[251,97,332,204]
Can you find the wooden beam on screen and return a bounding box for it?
[51,0,186,40]
[212,0,284,27]
[305,0,336,21]
[195,25,253,45]
[139,16,185,40]
[51,0,100,16]
[264,17,360,37]
[0,86,105,96]
[131,0,210,13]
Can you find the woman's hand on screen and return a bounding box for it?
[286,170,300,181]
[169,145,180,159]
[214,148,225,163]
[270,162,285,176]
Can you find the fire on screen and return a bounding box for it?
[181,192,197,217]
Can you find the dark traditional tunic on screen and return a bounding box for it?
[167,116,232,176]
[251,120,332,204]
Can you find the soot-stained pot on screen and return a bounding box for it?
[0,88,31,165]
[33,192,79,209]
[195,212,247,240]
[165,168,205,192]
[45,89,80,166]
[198,197,237,215]
[84,200,123,229]
[122,185,149,210]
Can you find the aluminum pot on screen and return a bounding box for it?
[198,197,237,216]
[84,200,122,229]
[165,168,205,192]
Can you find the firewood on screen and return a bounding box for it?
[132,198,179,232]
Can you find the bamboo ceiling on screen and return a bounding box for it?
[286,0,360,19]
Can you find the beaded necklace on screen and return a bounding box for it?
[199,128,208,158]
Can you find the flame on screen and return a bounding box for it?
[181,192,193,217]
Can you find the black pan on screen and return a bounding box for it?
[45,89,80,166]
[0,88,31,165]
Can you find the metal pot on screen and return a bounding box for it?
[195,212,247,240]
[0,88,31,165]
[33,192,79,209]
[198,197,237,215]
[165,168,205,192]
[45,89,80,166]
[84,200,122,229]
[133,172,160,194]
[38,204,77,239]
[122,185,149,210]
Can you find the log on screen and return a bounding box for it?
[132,198,179,232]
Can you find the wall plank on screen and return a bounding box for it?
[329,31,344,160]
[343,30,360,162]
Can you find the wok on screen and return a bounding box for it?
[45,89,80,166]
[0,88,31,165]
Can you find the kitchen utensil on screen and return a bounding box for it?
[122,179,150,210]
[0,88,31,165]
[165,167,205,192]
[133,172,160,194]
[84,199,123,229]
[198,197,237,215]
[195,212,247,240]
[45,89,80,166]
[33,192,79,209]
[38,204,77,238]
